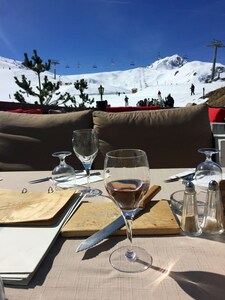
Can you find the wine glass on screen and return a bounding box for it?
[195,148,222,189]
[72,129,101,197]
[52,151,76,190]
[104,149,151,273]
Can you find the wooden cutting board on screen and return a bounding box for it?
[61,200,180,237]
[0,188,78,225]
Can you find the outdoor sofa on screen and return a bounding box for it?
[0,103,215,171]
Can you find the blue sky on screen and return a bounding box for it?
[0,0,225,75]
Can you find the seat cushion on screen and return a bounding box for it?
[0,110,93,171]
[93,104,214,169]
[208,107,225,122]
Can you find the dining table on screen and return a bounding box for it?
[1,168,225,300]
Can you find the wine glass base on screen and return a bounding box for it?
[53,180,82,191]
[109,246,153,273]
[82,188,102,198]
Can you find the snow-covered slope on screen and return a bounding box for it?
[0,54,224,107]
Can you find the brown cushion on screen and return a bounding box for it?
[93,104,214,169]
[0,110,93,171]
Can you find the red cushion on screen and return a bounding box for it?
[208,107,225,122]
[8,108,43,114]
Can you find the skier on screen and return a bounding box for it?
[190,84,195,95]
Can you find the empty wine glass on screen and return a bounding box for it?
[52,151,76,190]
[104,149,151,273]
[72,129,101,197]
[195,148,222,189]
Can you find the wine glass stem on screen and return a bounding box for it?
[124,216,136,260]
[86,168,91,189]
[60,157,66,165]
[206,154,212,161]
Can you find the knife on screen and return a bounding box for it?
[29,171,101,184]
[76,184,161,252]
[164,171,195,183]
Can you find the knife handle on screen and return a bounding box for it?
[139,185,161,208]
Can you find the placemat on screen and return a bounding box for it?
[61,200,180,237]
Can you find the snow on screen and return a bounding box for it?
[0,54,224,107]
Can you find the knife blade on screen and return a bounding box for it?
[164,171,195,183]
[76,172,101,178]
[76,184,161,252]
[29,176,52,184]
[29,171,101,184]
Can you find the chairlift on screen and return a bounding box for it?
[111,59,115,66]
[65,64,70,68]
[92,64,97,68]
[130,61,135,66]
[77,63,81,69]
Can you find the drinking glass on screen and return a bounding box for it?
[72,129,101,197]
[195,148,222,189]
[104,149,152,273]
[0,276,6,300]
[52,151,76,190]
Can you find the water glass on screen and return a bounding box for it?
[0,276,6,300]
